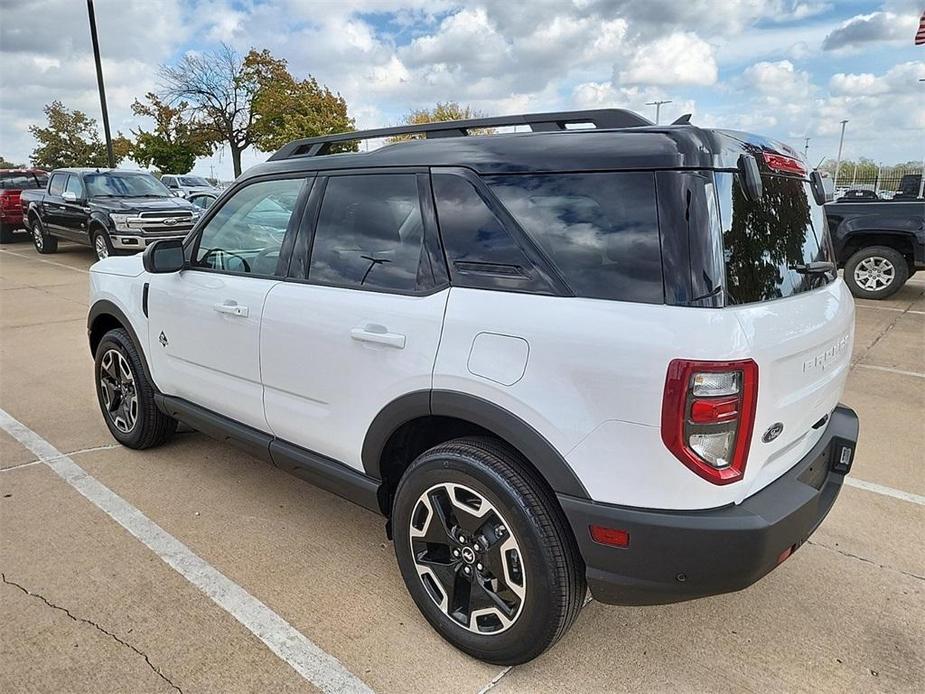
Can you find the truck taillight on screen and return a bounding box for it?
[0,192,16,208]
[661,359,758,485]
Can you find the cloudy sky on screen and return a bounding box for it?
[1,0,923,179]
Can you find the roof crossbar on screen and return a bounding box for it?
[268,108,654,160]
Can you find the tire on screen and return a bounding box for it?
[392,436,586,665]
[0,222,15,244]
[92,227,114,261]
[30,216,57,254]
[94,328,176,449]
[844,246,909,299]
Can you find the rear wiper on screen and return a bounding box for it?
[790,261,835,275]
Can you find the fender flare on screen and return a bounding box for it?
[87,299,154,385]
[361,389,590,499]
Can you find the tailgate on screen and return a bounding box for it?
[731,279,854,497]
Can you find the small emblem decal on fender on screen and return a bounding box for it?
[158,331,168,347]
[762,422,784,443]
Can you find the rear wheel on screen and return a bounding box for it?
[392,437,586,664]
[30,216,57,254]
[94,328,176,449]
[844,246,908,299]
[0,222,15,244]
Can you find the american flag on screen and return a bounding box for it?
[917,11,925,45]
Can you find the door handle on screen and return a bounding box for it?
[213,301,249,317]
[350,325,406,349]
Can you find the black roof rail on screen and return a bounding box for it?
[268,108,653,160]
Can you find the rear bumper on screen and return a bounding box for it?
[0,210,23,226]
[110,233,186,251]
[560,405,859,606]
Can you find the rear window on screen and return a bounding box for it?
[715,172,833,305]
[0,172,45,189]
[486,172,663,303]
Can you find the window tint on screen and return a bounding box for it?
[308,174,426,292]
[194,178,304,276]
[48,173,66,196]
[0,172,44,189]
[64,174,83,197]
[716,172,834,305]
[486,172,663,303]
[432,173,549,292]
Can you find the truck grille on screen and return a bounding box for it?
[136,211,196,234]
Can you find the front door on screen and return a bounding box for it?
[146,176,310,431]
[261,171,449,470]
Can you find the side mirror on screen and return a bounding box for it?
[737,154,763,201]
[810,170,834,205]
[143,238,186,274]
[62,191,78,203]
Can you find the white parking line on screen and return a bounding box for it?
[0,248,90,274]
[845,477,925,507]
[0,408,375,694]
[854,363,925,379]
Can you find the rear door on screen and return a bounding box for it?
[715,170,855,495]
[261,171,449,470]
[147,175,310,431]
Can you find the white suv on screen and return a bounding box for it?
[87,110,859,664]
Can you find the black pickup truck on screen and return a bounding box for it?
[826,197,925,299]
[21,168,201,261]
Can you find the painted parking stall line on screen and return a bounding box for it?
[0,408,375,694]
[845,477,925,507]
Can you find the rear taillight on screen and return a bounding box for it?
[762,152,806,176]
[0,192,16,209]
[661,359,758,485]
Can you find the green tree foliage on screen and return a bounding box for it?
[0,157,25,169]
[387,102,495,143]
[29,101,130,169]
[129,93,213,174]
[245,50,355,153]
[159,44,353,176]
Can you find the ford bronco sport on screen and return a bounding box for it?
[87,109,859,664]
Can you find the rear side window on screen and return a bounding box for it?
[308,174,427,292]
[716,172,834,305]
[486,172,663,303]
[432,173,552,294]
[48,174,66,196]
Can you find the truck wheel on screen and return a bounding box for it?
[845,246,908,299]
[392,437,586,665]
[92,228,114,261]
[30,216,57,254]
[0,222,15,244]
[94,328,177,449]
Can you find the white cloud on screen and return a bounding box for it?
[619,33,718,86]
[822,11,920,51]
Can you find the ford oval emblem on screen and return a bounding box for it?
[762,422,784,443]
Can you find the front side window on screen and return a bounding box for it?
[486,172,662,303]
[64,174,84,198]
[194,178,304,276]
[716,172,834,304]
[308,174,427,292]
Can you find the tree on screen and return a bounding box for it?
[29,101,130,169]
[245,50,355,153]
[129,93,213,174]
[0,157,24,169]
[159,44,353,176]
[387,102,495,143]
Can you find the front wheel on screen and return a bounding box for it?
[30,216,57,254]
[844,246,909,299]
[93,228,114,261]
[94,328,176,449]
[392,437,586,665]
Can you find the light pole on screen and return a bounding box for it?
[833,119,848,189]
[86,0,114,168]
[645,100,672,125]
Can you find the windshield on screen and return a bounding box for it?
[716,172,834,305]
[84,173,172,198]
[178,176,210,187]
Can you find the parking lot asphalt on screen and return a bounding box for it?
[1,239,923,693]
